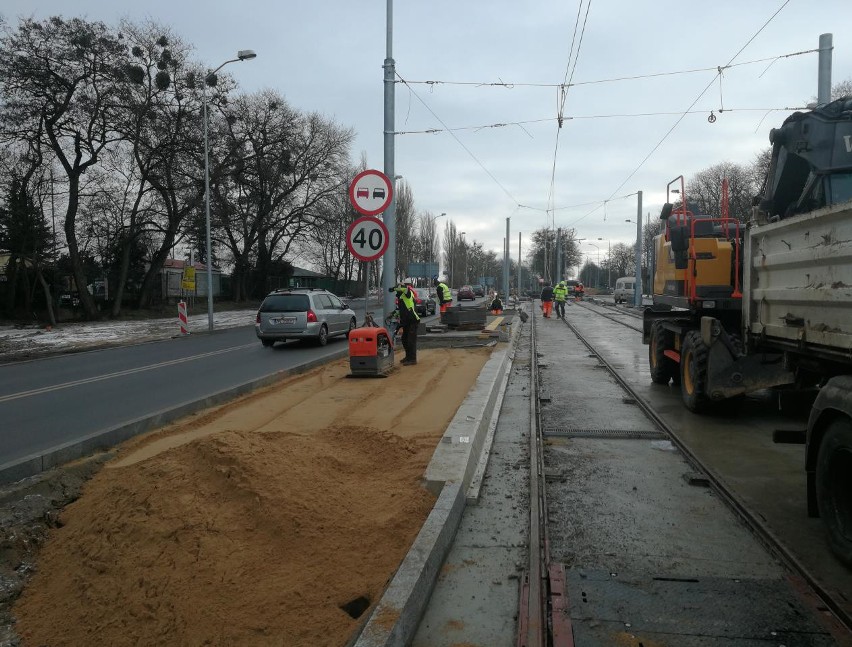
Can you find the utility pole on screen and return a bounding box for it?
[818,33,833,106]
[634,191,643,307]
[381,0,397,321]
[503,217,510,303]
[517,232,521,304]
[555,228,562,284]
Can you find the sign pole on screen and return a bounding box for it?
[364,261,370,325]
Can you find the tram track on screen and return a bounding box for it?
[555,308,852,638]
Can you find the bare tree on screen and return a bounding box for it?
[0,17,129,319]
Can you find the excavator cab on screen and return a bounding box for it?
[651,176,743,313]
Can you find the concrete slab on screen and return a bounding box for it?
[353,310,523,647]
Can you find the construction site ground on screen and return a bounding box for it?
[1,345,493,647]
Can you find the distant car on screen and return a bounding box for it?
[457,285,476,301]
[255,288,356,347]
[414,294,436,316]
[471,284,485,297]
[614,277,636,304]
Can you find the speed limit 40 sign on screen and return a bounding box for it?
[346,216,389,262]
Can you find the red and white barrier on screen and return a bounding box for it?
[178,300,189,335]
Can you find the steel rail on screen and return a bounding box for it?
[518,306,547,647]
[573,300,643,332]
[558,312,852,637]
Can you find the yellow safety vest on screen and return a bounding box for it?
[438,282,452,302]
[553,284,568,301]
[397,288,420,320]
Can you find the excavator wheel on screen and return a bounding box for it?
[649,321,677,385]
[680,330,709,413]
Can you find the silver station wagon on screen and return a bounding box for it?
[255,288,357,347]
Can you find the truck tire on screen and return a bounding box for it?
[816,418,852,567]
[649,321,676,385]
[680,330,709,412]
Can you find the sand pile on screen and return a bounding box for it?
[13,347,491,646]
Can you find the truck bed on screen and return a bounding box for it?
[744,201,852,360]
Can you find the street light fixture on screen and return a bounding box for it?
[586,242,601,289]
[202,49,257,332]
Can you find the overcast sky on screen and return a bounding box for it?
[3,1,851,271]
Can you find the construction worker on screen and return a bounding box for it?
[489,293,504,315]
[553,280,568,319]
[390,282,420,365]
[435,278,453,313]
[540,282,554,318]
[574,282,585,301]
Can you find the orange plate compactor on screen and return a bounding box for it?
[348,326,395,376]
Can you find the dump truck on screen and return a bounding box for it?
[643,96,852,564]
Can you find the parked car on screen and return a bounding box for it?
[614,276,636,304]
[457,285,476,301]
[471,284,485,297]
[414,294,436,316]
[255,288,356,347]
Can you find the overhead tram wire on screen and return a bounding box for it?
[567,0,794,229]
[394,73,520,207]
[397,47,818,91]
[392,106,805,136]
[545,0,592,281]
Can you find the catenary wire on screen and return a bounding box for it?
[566,0,793,228]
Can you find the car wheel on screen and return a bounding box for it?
[816,418,852,566]
[317,324,328,346]
[261,339,275,348]
[347,317,356,337]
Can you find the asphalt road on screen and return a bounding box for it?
[0,326,355,478]
[0,303,457,482]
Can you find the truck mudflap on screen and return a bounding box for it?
[705,341,794,400]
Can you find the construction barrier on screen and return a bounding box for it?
[178,301,189,335]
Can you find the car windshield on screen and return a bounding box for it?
[260,294,310,312]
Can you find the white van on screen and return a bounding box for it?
[614,277,636,304]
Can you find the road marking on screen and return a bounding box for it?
[0,343,257,403]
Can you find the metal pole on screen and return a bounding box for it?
[555,228,562,284]
[364,261,369,324]
[381,0,397,321]
[818,33,833,106]
[634,191,643,307]
[517,232,521,303]
[503,217,510,303]
[202,82,214,332]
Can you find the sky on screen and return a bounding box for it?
[3,1,851,274]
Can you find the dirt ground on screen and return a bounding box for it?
[2,346,492,647]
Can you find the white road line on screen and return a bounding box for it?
[0,343,257,403]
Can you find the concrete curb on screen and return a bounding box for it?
[353,313,522,647]
[0,347,349,485]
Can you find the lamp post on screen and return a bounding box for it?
[597,237,611,290]
[202,49,257,331]
[586,242,600,288]
[432,212,447,295]
[460,231,467,285]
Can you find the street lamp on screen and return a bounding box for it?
[202,49,257,332]
[597,237,612,290]
[460,232,467,285]
[586,242,601,289]
[432,212,448,294]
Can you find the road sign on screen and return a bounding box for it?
[347,216,389,262]
[348,169,393,216]
[181,266,196,291]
